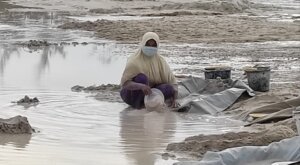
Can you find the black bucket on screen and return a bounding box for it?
[204,67,231,79]
[245,66,271,92]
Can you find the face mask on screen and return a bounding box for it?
[142,46,158,57]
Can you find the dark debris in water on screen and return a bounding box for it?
[12,95,39,104]
[72,84,122,102]
[15,40,90,48]
[89,8,124,14]
[161,152,176,160]
[0,0,42,11]
[0,115,34,134]
[27,40,51,47]
[71,84,121,92]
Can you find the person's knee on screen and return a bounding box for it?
[132,73,148,85]
[120,88,145,109]
[165,85,175,98]
[156,84,174,99]
[120,88,130,104]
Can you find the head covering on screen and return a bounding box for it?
[121,32,176,86]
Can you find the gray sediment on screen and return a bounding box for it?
[166,125,296,159]
[0,116,34,134]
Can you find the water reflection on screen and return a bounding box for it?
[37,45,66,77]
[0,43,128,74]
[0,11,59,23]
[0,43,128,89]
[0,11,94,44]
[120,109,176,165]
[0,44,20,75]
[0,134,31,149]
[0,44,67,76]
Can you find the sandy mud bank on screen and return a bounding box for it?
[0,0,41,11]
[16,40,90,47]
[58,15,300,43]
[166,125,297,159]
[0,116,34,134]
[72,84,122,102]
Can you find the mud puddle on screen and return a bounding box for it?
[0,40,247,164]
[0,11,100,44]
[1,40,299,165]
[0,13,249,164]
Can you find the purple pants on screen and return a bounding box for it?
[120,73,175,109]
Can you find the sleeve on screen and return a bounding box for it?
[161,57,177,85]
[120,60,139,86]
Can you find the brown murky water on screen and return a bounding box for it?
[0,4,299,165]
[0,43,248,165]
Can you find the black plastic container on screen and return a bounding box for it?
[245,66,271,92]
[204,67,231,79]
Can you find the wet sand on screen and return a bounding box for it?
[58,15,300,43]
[0,0,22,10]
[163,82,300,160]
[166,125,297,159]
[0,116,33,134]
[55,0,300,43]
[0,0,41,10]
[56,0,300,160]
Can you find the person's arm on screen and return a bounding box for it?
[173,84,178,97]
[161,56,178,107]
[123,80,152,95]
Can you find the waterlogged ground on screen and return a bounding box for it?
[0,1,300,165]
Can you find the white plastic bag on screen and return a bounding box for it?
[272,162,295,165]
[144,88,165,112]
[293,106,300,135]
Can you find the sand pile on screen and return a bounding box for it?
[58,15,300,43]
[13,95,39,103]
[57,0,300,43]
[71,84,120,92]
[71,84,122,102]
[141,10,199,17]
[89,8,124,14]
[152,0,252,13]
[274,118,298,133]
[0,116,34,134]
[0,0,27,10]
[166,125,296,158]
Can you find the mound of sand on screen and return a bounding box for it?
[71,84,121,92]
[71,84,122,102]
[58,15,300,43]
[166,125,296,158]
[274,118,298,133]
[14,95,39,104]
[0,0,26,10]
[152,0,252,13]
[0,116,34,134]
[89,8,124,14]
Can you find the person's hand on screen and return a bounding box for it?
[140,84,152,95]
[170,99,179,108]
[170,89,179,108]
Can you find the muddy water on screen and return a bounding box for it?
[0,44,127,89]
[0,43,247,165]
[0,11,249,165]
[0,9,300,165]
